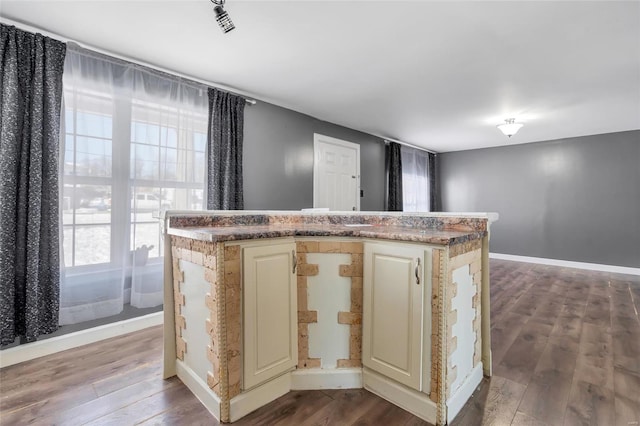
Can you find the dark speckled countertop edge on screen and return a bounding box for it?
[167,224,486,246]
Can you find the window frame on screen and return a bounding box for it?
[62,84,207,274]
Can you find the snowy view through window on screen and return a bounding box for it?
[62,91,206,269]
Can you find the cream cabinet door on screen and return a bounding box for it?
[363,242,425,391]
[243,242,298,390]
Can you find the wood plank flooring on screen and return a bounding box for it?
[453,260,640,426]
[1,259,638,425]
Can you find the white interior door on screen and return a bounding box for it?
[313,134,360,211]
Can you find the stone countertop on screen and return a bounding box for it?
[167,223,486,246]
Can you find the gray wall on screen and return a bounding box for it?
[243,101,386,211]
[440,130,640,268]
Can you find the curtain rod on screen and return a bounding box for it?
[383,137,437,154]
[0,17,257,105]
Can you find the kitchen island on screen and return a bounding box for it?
[162,211,496,425]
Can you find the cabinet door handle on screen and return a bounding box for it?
[415,258,421,285]
[292,250,297,274]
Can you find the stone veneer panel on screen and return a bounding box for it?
[446,245,482,402]
[170,236,222,399]
[171,252,186,362]
[295,248,321,369]
[337,243,364,368]
[295,240,364,369]
[430,249,442,404]
[223,245,242,402]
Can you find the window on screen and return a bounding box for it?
[63,90,115,267]
[63,91,207,267]
[401,146,431,212]
[60,45,209,324]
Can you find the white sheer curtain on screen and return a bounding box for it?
[401,146,431,212]
[59,44,207,324]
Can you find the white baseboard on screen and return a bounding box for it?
[230,372,291,422]
[446,363,483,423]
[290,368,363,390]
[490,253,640,276]
[176,359,221,421]
[363,368,437,425]
[0,311,163,368]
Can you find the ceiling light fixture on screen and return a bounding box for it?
[211,0,235,34]
[497,118,524,137]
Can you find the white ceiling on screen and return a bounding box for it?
[1,1,638,152]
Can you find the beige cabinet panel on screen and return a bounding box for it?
[243,242,297,390]
[363,242,425,391]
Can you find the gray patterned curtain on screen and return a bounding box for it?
[385,142,403,211]
[0,25,66,345]
[428,152,441,211]
[206,88,245,210]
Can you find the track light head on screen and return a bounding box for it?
[212,2,235,34]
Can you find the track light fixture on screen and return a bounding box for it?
[211,0,235,34]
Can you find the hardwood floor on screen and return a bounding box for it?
[453,260,640,426]
[1,259,638,425]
